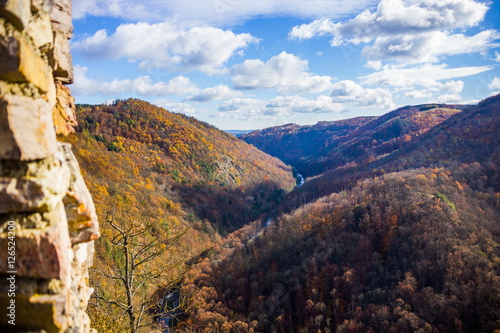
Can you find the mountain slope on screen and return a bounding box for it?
[178,96,500,333]
[62,98,296,332]
[67,98,295,233]
[181,167,500,332]
[241,104,464,177]
[287,95,500,209]
[240,117,373,176]
[376,94,500,171]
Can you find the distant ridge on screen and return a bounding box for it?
[241,117,374,175]
[241,103,466,177]
[281,95,500,210]
[375,95,500,170]
[224,129,253,137]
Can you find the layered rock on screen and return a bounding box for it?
[0,0,99,332]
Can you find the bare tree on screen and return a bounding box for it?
[91,207,188,333]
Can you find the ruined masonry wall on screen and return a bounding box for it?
[0,0,100,332]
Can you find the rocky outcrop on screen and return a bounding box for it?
[0,0,99,332]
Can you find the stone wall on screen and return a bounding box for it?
[0,0,99,332]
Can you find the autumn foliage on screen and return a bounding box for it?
[241,104,465,177]
[179,167,499,332]
[65,98,295,233]
[177,96,500,332]
[63,95,500,332]
[61,98,296,332]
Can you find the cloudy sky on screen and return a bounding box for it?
[71,0,500,130]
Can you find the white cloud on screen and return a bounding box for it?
[217,95,343,119]
[72,65,200,96]
[404,90,432,99]
[73,0,150,20]
[217,98,264,115]
[362,30,499,63]
[291,0,488,41]
[402,80,463,99]
[73,22,258,75]
[230,52,334,94]
[330,80,394,109]
[73,65,241,103]
[496,52,500,62]
[184,85,242,102]
[437,94,462,103]
[289,0,496,64]
[290,19,338,41]
[365,60,383,70]
[360,63,491,103]
[74,0,376,26]
[361,63,492,89]
[265,95,344,115]
[441,80,464,94]
[489,77,500,90]
[154,99,201,115]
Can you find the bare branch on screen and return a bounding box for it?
[92,205,188,333]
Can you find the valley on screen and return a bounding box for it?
[68,96,500,333]
[61,99,295,332]
[1,0,499,332]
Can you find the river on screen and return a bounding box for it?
[158,172,305,331]
[157,289,181,332]
[296,172,305,187]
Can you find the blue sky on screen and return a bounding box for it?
[71,0,500,130]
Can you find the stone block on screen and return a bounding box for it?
[0,28,50,92]
[0,0,96,332]
[50,0,71,35]
[0,211,48,229]
[46,64,57,107]
[0,0,30,30]
[26,6,53,54]
[0,34,20,76]
[60,143,100,244]
[49,0,73,83]
[0,153,70,213]
[0,292,68,332]
[52,81,76,135]
[0,94,57,160]
[69,242,95,332]
[32,0,54,13]
[0,203,72,282]
[51,30,73,83]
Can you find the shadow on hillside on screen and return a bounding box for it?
[172,178,288,235]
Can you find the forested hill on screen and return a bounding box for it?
[241,104,466,177]
[239,117,373,175]
[285,95,500,209]
[62,98,296,331]
[66,98,295,233]
[376,94,500,171]
[179,96,500,333]
[182,167,500,332]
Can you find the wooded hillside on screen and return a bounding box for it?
[62,98,296,332]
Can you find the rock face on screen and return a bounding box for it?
[0,0,99,332]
